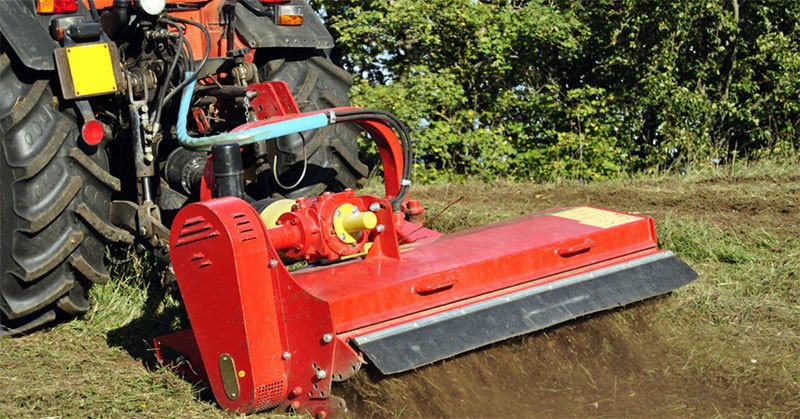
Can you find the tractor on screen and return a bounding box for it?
[0,0,364,333]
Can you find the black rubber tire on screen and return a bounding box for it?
[0,48,119,335]
[258,52,368,198]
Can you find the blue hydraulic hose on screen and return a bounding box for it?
[176,72,331,151]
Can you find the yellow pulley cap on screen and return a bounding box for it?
[334,204,377,243]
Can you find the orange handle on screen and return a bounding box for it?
[557,239,596,257]
[413,280,457,295]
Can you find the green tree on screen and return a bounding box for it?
[313,0,800,180]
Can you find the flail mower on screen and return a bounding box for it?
[153,75,698,416]
[0,0,697,416]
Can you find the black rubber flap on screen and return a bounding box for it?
[353,251,697,374]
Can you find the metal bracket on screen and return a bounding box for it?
[110,200,170,250]
[73,100,95,124]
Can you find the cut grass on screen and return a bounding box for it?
[0,248,227,418]
[2,159,799,417]
[657,217,800,412]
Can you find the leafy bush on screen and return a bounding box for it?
[314,0,800,180]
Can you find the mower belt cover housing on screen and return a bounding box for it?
[157,195,697,415]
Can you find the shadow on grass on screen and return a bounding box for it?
[103,249,188,370]
[105,286,184,367]
[100,247,222,405]
[104,278,218,403]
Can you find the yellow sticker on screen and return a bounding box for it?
[552,207,640,228]
[66,43,117,97]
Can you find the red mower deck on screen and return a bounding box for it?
[156,197,696,416]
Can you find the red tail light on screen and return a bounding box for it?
[36,0,78,14]
[81,120,105,146]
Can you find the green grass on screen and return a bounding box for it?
[2,159,799,417]
[0,248,228,418]
[657,217,800,410]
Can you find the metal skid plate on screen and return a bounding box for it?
[353,251,697,374]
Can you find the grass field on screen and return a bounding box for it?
[2,160,799,417]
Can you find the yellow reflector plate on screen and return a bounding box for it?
[66,43,118,97]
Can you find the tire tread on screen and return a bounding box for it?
[0,49,118,334]
[260,53,365,197]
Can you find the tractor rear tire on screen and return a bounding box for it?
[259,52,368,198]
[0,48,118,335]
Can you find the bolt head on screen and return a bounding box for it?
[282,351,291,360]
[316,369,327,379]
[335,210,341,217]
[339,233,346,241]
[375,224,385,233]
[352,206,359,214]
[269,258,278,268]
[369,203,381,212]
[322,333,333,343]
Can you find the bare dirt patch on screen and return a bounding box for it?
[339,300,789,418]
